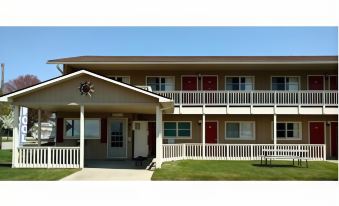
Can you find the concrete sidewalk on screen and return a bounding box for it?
[61,160,154,181]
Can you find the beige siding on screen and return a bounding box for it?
[66,64,337,90]
[57,112,337,159]
[13,74,159,106]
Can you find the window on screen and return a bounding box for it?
[272,77,299,90]
[225,76,254,90]
[163,122,191,138]
[274,122,301,140]
[64,119,100,139]
[146,76,175,91]
[225,122,255,140]
[109,76,130,84]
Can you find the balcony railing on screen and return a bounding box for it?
[156,90,338,106]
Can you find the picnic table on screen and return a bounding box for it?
[260,149,309,167]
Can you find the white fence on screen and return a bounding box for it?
[16,147,80,168]
[163,144,326,162]
[157,91,338,106]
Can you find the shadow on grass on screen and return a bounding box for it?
[252,163,303,168]
[0,163,12,168]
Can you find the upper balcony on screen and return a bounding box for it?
[155,90,338,115]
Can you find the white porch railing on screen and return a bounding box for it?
[16,147,80,168]
[163,144,326,162]
[157,90,338,106]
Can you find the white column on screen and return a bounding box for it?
[80,105,85,168]
[12,105,19,168]
[273,114,277,155]
[38,109,41,146]
[202,113,206,158]
[155,105,163,168]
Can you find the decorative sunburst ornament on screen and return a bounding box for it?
[79,81,95,97]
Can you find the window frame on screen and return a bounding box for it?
[224,121,256,140]
[271,121,302,140]
[224,76,255,91]
[163,121,192,139]
[107,76,131,84]
[145,76,175,91]
[64,118,101,139]
[271,76,300,91]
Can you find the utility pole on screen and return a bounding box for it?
[1,63,4,93]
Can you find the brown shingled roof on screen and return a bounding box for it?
[47,56,338,64]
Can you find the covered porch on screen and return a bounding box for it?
[0,70,173,169]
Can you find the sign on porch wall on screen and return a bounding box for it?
[19,107,28,144]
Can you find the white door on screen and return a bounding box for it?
[107,119,127,158]
[133,121,149,158]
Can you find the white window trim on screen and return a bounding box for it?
[271,121,302,140]
[163,121,192,139]
[224,76,255,90]
[64,118,101,139]
[107,75,131,84]
[224,121,256,140]
[270,76,300,90]
[145,76,176,91]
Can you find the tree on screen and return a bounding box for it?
[0,111,13,139]
[0,90,11,116]
[3,74,50,137]
[3,74,40,94]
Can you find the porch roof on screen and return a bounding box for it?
[0,70,173,113]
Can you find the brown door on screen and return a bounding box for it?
[182,76,198,90]
[148,122,156,156]
[202,76,218,90]
[310,122,325,144]
[329,75,338,90]
[308,76,324,90]
[331,122,338,159]
[205,121,218,143]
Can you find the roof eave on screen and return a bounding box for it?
[47,61,338,65]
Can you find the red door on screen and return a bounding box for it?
[205,122,218,143]
[331,122,338,159]
[310,122,325,144]
[329,76,338,90]
[308,76,324,90]
[202,76,218,90]
[182,76,198,90]
[148,122,156,156]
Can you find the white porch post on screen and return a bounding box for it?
[273,114,277,155]
[12,105,19,168]
[80,105,85,168]
[38,109,41,146]
[155,105,163,168]
[202,113,206,158]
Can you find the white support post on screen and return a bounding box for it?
[12,105,19,168]
[179,91,182,114]
[156,105,163,168]
[38,109,41,146]
[202,113,206,158]
[80,105,85,168]
[273,114,277,156]
[182,143,186,160]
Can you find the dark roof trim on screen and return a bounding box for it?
[48,56,338,64]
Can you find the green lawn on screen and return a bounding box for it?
[0,150,79,180]
[152,160,338,181]
[0,150,12,163]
